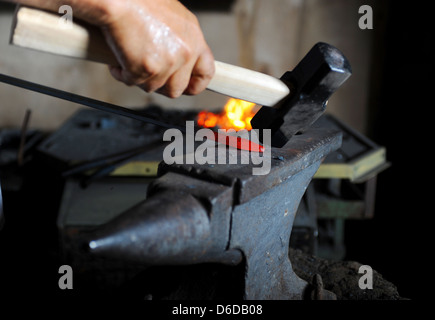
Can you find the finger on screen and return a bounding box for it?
[156,60,196,98]
[137,70,173,93]
[184,48,215,96]
[137,53,191,94]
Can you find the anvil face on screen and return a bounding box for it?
[159,127,342,205]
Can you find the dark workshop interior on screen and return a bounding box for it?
[0,0,430,302]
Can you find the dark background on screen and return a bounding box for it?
[344,0,431,300]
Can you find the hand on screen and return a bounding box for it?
[99,0,215,98]
[8,0,215,98]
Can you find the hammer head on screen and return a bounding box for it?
[251,42,352,147]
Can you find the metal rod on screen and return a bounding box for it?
[0,73,264,152]
[0,73,186,132]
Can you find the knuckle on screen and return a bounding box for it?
[202,67,215,80]
[141,62,158,78]
[166,55,178,69]
[180,46,193,62]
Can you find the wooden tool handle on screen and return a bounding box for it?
[10,6,290,106]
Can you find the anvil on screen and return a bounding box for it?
[69,126,342,300]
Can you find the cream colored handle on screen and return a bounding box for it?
[10,6,290,106]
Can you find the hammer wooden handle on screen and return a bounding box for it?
[10,6,290,106]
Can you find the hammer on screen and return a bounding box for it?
[8,6,351,147]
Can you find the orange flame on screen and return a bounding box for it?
[197,98,258,131]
